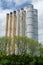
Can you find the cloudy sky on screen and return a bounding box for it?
[0,0,43,44]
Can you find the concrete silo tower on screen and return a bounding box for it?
[20,8,26,36]
[23,10,26,36]
[26,4,34,38]
[33,9,38,41]
[5,13,9,37]
[5,13,9,55]
[26,4,38,41]
[8,12,12,55]
[9,12,12,37]
[16,10,20,36]
[15,10,20,55]
[11,11,17,54]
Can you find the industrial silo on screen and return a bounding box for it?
[12,11,17,54]
[15,10,20,55]
[20,8,26,36]
[16,10,20,36]
[8,12,13,55]
[33,9,38,41]
[20,8,24,36]
[26,4,34,38]
[5,13,9,55]
[23,10,26,36]
[5,13,9,37]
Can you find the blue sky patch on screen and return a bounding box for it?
[1,0,32,10]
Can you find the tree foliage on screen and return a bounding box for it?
[0,36,43,65]
[0,54,43,65]
[0,36,43,56]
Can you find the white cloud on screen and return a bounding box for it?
[6,0,12,2]
[32,0,38,2]
[14,0,28,5]
[5,0,30,5]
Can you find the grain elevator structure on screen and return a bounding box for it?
[5,4,38,55]
[26,4,38,41]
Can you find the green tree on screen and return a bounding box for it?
[0,36,41,56]
[27,39,39,56]
[0,37,11,55]
[15,36,39,56]
[39,44,43,56]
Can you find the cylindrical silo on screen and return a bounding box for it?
[9,12,12,37]
[33,9,38,41]
[5,13,9,37]
[5,13,9,55]
[17,8,26,55]
[23,10,26,36]
[11,11,17,54]
[15,10,20,55]
[8,12,12,55]
[17,10,20,36]
[20,8,24,36]
[26,4,34,38]
[20,8,26,36]
[26,4,34,54]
